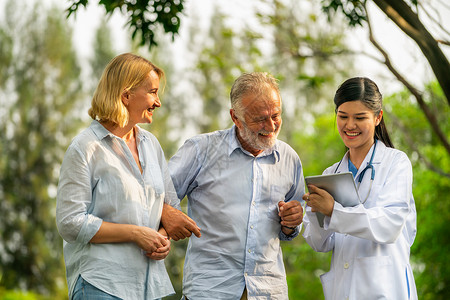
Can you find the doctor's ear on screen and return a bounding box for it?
[375,109,383,126]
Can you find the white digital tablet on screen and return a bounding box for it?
[305,172,361,227]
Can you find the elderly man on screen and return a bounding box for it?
[162,72,304,300]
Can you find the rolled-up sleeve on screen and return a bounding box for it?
[56,144,102,244]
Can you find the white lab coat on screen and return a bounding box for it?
[303,141,417,300]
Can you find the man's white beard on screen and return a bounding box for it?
[239,122,279,151]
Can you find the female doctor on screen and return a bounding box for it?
[302,77,417,299]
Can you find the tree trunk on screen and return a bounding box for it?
[373,0,450,105]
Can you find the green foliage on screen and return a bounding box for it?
[189,7,265,134]
[66,0,184,49]
[321,0,418,27]
[0,0,83,297]
[2,1,447,299]
[384,82,450,299]
[282,111,343,299]
[0,288,61,300]
[90,17,117,87]
[259,0,353,145]
[321,0,367,26]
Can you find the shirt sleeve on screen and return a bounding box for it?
[279,226,300,241]
[56,144,102,244]
[151,135,182,210]
[279,150,305,241]
[168,138,204,201]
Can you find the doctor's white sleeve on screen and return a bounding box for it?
[302,207,335,252]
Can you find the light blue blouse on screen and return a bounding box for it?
[56,120,180,299]
[169,126,305,299]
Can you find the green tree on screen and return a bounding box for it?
[0,1,84,297]
[66,0,184,49]
[322,0,450,105]
[90,16,116,88]
[283,113,344,300]
[258,0,353,145]
[321,0,450,164]
[384,82,450,299]
[67,0,450,165]
[189,6,265,134]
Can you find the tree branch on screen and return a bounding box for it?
[373,0,450,105]
[386,111,450,178]
[418,2,450,39]
[365,6,450,156]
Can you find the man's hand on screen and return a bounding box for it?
[161,203,201,241]
[278,200,303,235]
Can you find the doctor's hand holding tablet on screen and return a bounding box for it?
[302,171,362,226]
[303,184,334,216]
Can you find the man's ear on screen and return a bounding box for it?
[230,109,241,127]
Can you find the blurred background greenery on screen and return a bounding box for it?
[0,0,449,299]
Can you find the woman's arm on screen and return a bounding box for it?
[90,221,170,257]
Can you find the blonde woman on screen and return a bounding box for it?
[56,53,192,299]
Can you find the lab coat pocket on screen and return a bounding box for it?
[320,271,334,300]
[353,255,394,298]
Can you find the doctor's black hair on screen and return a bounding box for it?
[333,77,394,148]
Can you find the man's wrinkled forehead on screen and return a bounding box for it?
[241,89,282,113]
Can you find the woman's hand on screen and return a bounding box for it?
[143,227,171,260]
[303,185,335,217]
[132,226,170,255]
[89,222,171,260]
[145,238,171,260]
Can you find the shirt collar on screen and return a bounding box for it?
[336,140,386,174]
[228,125,280,162]
[90,120,148,142]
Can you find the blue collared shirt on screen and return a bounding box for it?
[56,120,179,299]
[169,126,305,299]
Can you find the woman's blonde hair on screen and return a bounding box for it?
[88,53,164,127]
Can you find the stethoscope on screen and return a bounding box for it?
[334,139,378,204]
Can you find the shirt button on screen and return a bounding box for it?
[244,272,248,276]
[252,201,255,206]
[248,249,251,253]
[344,263,349,269]
[250,225,254,229]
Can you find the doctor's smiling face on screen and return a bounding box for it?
[336,100,382,154]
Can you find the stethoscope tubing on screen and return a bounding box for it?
[334,139,378,204]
